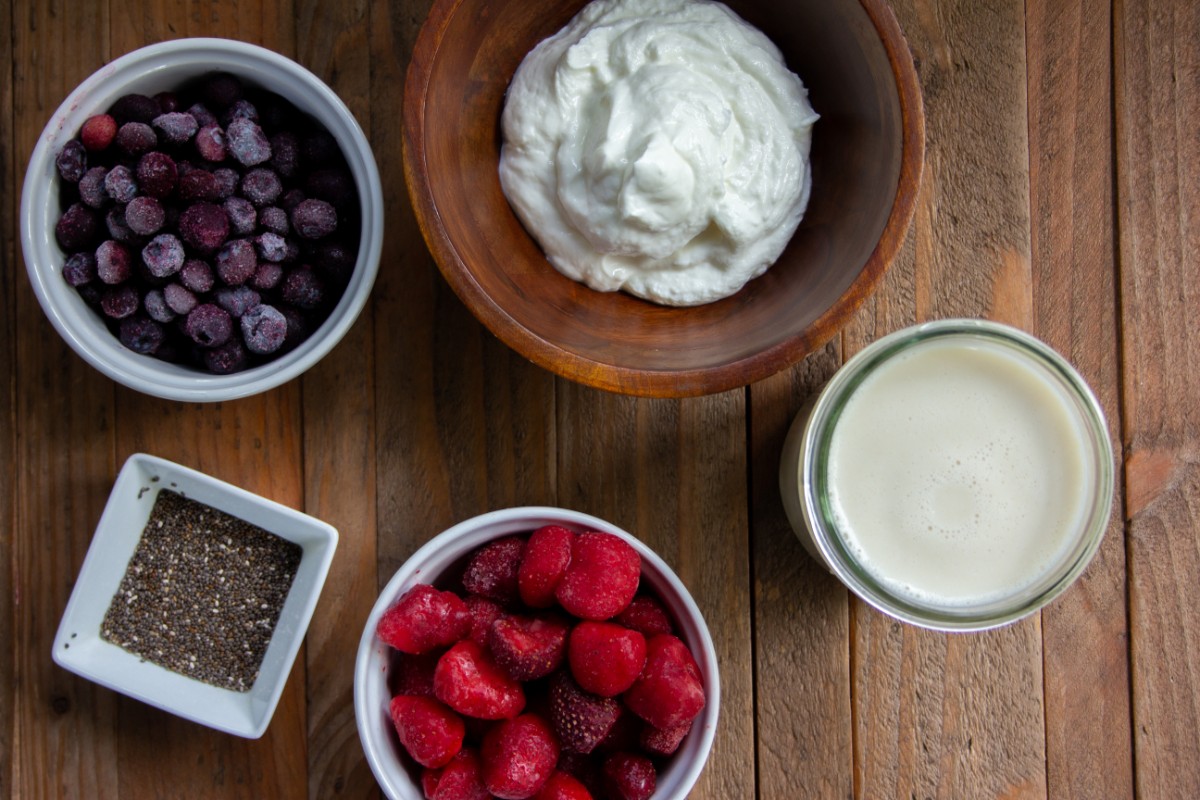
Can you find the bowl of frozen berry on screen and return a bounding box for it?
[354,507,720,800]
[20,38,383,401]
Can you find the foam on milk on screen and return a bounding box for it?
[825,337,1094,608]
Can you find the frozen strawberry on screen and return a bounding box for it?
[601,753,655,800]
[422,767,442,799]
[639,720,691,757]
[435,639,526,720]
[389,695,465,769]
[429,748,490,800]
[533,771,593,800]
[481,714,559,799]
[548,672,620,755]
[463,536,525,605]
[377,584,471,655]
[623,634,705,730]
[465,595,505,648]
[518,526,575,608]
[567,622,646,698]
[391,651,440,698]
[555,532,640,621]
[489,613,570,681]
[594,708,640,754]
[614,595,674,637]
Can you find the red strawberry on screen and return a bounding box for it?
[489,612,571,681]
[555,532,640,621]
[463,536,526,605]
[548,672,621,755]
[614,594,674,637]
[601,753,655,800]
[534,770,594,800]
[595,708,640,754]
[435,639,526,720]
[431,748,491,800]
[377,584,471,654]
[391,651,440,698]
[623,634,705,730]
[81,114,118,152]
[518,525,575,608]
[465,594,505,648]
[389,695,465,768]
[639,720,691,757]
[422,767,442,799]
[482,714,560,799]
[567,621,646,698]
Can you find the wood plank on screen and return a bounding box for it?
[0,0,16,791]
[1026,1,1133,798]
[1115,0,1200,796]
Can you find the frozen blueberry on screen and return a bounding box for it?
[201,73,244,109]
[215,238,257,286]
[115,122,157,156]
[195,124,227,162]
[78,167,109,208]
[80,114,118,151]
[105,206,139,244]
[178,169,220,201]
[268,131,301,178]
[179,203,230,253]
[259,206,289,236]
[226,118,271,166]
[96,240,133,284]
[240,304,287,354]
[223,99,258,125]
[255,231,288,263]
[137,151,178,198]
[306,168,355,207]
[212,167,239,199]
[187,102,218,129]
[203,337,248,374]
[143,288,176,323]
[281,266,325,310]
[118,315,165,355]
[151,111,199,145]
[250,261,283,291]
[110,93,161,125]
[125,196,165,236]
[141,233,185,278]
[63,252,97,286]
[56,140,87,183]
[101,285,140,319]
[163,282,198,315]
[215,285,260,318]
[290,199,337,240]
[240,167,282,207]
[56,203,99,251]
[185,303,233,348]
[104,165,138,204]
[223,196,257,236]
[179,259,215,293]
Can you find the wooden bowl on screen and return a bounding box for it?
[404,0,924,397]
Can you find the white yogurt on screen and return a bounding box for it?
[499,0,818,306]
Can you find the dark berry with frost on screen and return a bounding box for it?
[307,168,355,207]
[314,241,356,283]
[163,282,198,315]
[251,261,283,291]
[179,259,215,293]
[240,167,282,206]
[56,140,87,183]
[212,167,239,199]
[255,231,288,263]
[104,165,138,204]
[101,285,140,319]
[125,196,165,236]
[80,114,118,151]
[55,203,99,251]
[105,206,139,244]
[96,240,133,284]
[143,288,175,323]
[240,304,287,354]
[215,239,257,286]
[291,198,337,239]
[195,125,227,162]
[258,207,287,236]
[137,151,178,198]
[118,315,165,355]
[185,303,233,347]
[152,112,198,145]
[223,99,258,125]
[115,122,157,156]
[63,252,97,286]
[154,91,181,113]
[223,196,257,236]
[281,266,325,310]
[187,103,218,128]
[178,169,220,201]
[201,73,243,109]
[215,285,261,318]
[226,117,272,166]
[203,337,248,374]
[179,202,230,252]
[79,167,109,208]
[110,94,161,125]
[280,188,306,211]
[142,233,185,278]
[269,131,300,178]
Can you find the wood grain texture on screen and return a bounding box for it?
[1116,0,1200,796]
[1027,1,1133,798]
[0,0,16,793]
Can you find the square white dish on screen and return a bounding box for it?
[53,452,338,738]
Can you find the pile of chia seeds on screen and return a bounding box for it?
[101,489,302,692]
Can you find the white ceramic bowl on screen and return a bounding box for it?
[53,453,338,738]
[354,507,720,800]
[20,38,383,402]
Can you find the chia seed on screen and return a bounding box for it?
[101,489,302,692]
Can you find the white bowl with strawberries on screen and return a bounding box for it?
[354,507,719,800]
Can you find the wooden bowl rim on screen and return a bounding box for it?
[403,0,925,397]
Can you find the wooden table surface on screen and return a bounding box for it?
[3,0,1198,797]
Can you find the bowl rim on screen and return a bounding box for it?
[353,506,721,800]
[402,0,925,397]
[19,37,384,402]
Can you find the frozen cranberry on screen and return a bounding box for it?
[115,122,157,156]
[80,114,118,151]
[63,252,97,286]
[200,73,243,109]
[141,233,186,278]
[143,288,175,323]
[212,167,239,199]
[221,196,256,236]
[255,231,288,263]
[215,238,257,286]
[215,285,260,318]
[203,337,248,374]
[104,165,138,204]
[240,303,287,354]
[179,259,215,293]
[78,167,109,208]
[240,167,281,206]
[105,206,138,244]
[137,151,178,198]
[185,303,233,347]
[163,282,198,315]
[178,169,220,201]
[125,196,165,236]
[96,240,133,284]
[101,284,140,319]
[195,124,227,162]
[306,168,355,207]
[187,103,218,128]
[56,140,87,183]
[118,315,165,355]
[269,131,300,177]
[179,202,230,252]
[226,117,271,166]
[281,266,325,310]
[152,112,198,145]
[55,203,99,251]
[259,206,289,236]
[110,93,160,125]
[291,198,337,239]
[250,261,283,291]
